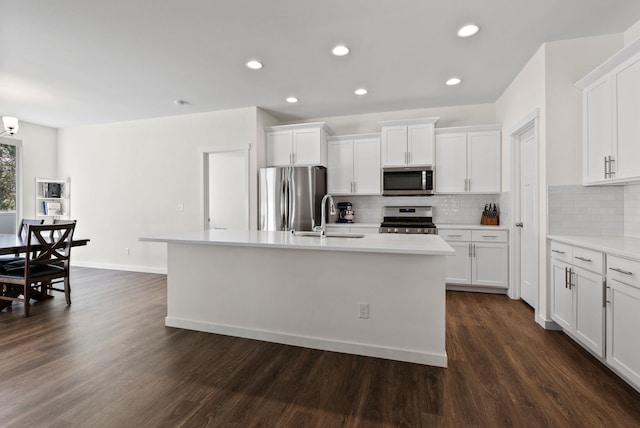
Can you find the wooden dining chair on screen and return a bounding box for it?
[0,219,44,264]
[0,223,76,317]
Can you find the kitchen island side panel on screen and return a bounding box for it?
[165,243,447,367]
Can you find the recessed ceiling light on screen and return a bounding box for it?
[457,24,479,38]
[332,45,350,56]
[286,97,298,103]
[246,60,263,70]
[354,88,368,95]
[446,77,462,86]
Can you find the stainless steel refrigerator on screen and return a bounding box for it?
[259,166,327,232]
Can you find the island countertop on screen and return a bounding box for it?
[140,229,454,256]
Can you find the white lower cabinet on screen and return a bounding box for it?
[326,224,380,234]
[440,229,508,289]
[606,255,640,389]
[550,241,605,357]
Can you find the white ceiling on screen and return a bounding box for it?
[2,0,640,128]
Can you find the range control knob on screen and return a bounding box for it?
[393,228,398,233]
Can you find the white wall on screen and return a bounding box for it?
[293,103,496,135]
[57,107,259,273]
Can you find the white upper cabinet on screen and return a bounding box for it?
[266,122,332,167]
[328,134,381,195]
[435,125,501,194]
[577,39,640,185]
[379,118,438,167]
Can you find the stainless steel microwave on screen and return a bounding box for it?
[382,166,434,196]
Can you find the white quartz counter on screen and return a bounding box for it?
[438,224,510,231]
[141,229,454,256]
[548,235,640,261]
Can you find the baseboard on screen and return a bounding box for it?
[71,261,167,275]
[536,314,561,330]
[165,317,448,368]
[446,284,508,295]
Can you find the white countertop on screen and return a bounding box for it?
[437,224,510,231]
[326,223,380,228]
[141,229,455,256]
[548,235,640,261]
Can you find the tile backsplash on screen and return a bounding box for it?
[332,193,510,226]
[625,184,640,238]
[548,185,624,236]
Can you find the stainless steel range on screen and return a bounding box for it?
[379,206,437,234]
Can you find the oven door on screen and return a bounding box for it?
[382,167,434,196]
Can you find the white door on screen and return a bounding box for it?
[472,243,508,288]
[518,125,538,308]
[467,131,501,193]
[292,128,321,165]
[574,267,605,357]
[407,123,433,165]
[445,242,472,285]
[381,126,408,166]
[435,133,467,193]
[353,136,381,194]
[207,149,249,230]
[551,259,573,331]
[607,279,640,387]
[583,77,613,184]
[327,139,354,194]
[266,131,292,166]
[613,53,640,181]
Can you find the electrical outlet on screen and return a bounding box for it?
[177,203,184,212]
[125,247,130,255]
[358,303,369,319]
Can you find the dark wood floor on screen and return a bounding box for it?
[1,268,639,427]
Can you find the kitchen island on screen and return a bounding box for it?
[140,229,454,367]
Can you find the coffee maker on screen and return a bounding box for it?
[336,202,355,223]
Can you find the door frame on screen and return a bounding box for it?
[199,144,250,230]
[509,109,540,310]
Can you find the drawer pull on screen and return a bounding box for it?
[552,249,565,254]
[574,256,592,262]
[447,234,463,237]
[482,235,499,238]
[609,267,633,276]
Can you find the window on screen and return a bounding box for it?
[0,143,17,212]
[0,140,21,234]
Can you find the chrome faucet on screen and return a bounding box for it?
[317,194,336,237]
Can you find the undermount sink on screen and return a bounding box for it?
[292,231,364,238]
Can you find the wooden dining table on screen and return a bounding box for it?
[0,233,90,309]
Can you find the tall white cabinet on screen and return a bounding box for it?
[378,118,438,167]
[435,125,501,194]
[327,134,381,195]
[577,39,640,184]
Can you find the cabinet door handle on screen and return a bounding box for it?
[603,280,607,307]
[468,243,472,257]
[552,249,565,254]
[408,152,412,164]
[570,269,575,289]
[609,267,633,276]
[353,182,357,193]
[604,156,609,179]
[574,256,592,262]
[609,155,615,177]
[472,244,476,258]
[565,267,568,288]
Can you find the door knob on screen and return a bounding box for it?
[515,222,523,228]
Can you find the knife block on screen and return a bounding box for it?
[480,212,499,226]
